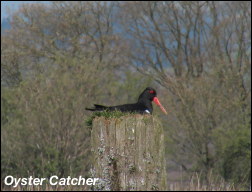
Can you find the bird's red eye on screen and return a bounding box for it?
[149,90,154,94]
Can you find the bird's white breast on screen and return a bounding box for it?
[144,109,150,114]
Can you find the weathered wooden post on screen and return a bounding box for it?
[90,115,167,191]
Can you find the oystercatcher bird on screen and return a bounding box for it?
[85,87,167,114]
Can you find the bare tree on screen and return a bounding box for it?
[120,1,251,183]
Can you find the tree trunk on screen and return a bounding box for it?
[90,115,167,191]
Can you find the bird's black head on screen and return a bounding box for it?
[138,87,157,101]
[138,87,168,114]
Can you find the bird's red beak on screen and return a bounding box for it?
[153,97,168,115]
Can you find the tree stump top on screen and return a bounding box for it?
[90,114,167,191]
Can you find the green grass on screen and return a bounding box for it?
[85,110,136,127]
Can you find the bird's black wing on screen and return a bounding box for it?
[85,104,108,111]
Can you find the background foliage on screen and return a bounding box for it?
[1,1,251,189]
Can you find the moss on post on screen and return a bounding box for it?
[90,114,167,191]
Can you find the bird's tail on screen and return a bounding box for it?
[85,104,108,111]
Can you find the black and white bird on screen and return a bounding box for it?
[85,87,167,115]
